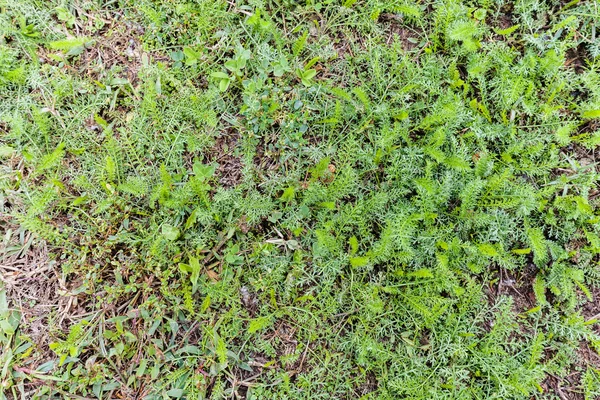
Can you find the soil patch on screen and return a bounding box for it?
[206,130,244,188]
[378,13,421,50]
[0,228,59,362]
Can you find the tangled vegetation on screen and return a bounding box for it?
[1,0,600,398]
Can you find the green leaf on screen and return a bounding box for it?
[210,71,229,80]
[445,155,471,170]
[293,31,308,56]
[176,345,201,355]
[350,256,369,268]
[582,109,600,119]
[407,269,434,278]
[248,316,271,334]
[349,236,359,255]
[185,209,199,230]
[495,24,520,35]
[193,162,216,181]
[216,336,227,364]
[55,6,76,27]
[533,275,547,305]
[478,243,498,257]
[305,56,320,69]
[280,186,295,202]
[178,263,192,274]
[298,68,317,86]
[511,248,531,255]
[303,69,317,80]
[555,124,574,145]
[448,20,480,51]
[166,388,185,398]
[224,59,238,72]
[448,21,477,41]
[183,47,202,65]
[170,51,184,61]
[219,78,230,92]
[189,256,201,292]
[0,289,7,318]
[273,56,290,77]
[473,8,486,20]
[109,77,129,86]
[162,224,180,241]
[201,295,211,312]
[576,280,593,301]
[20,24,40,38]
[136,358,148,377]
[396,4,422,18]
[105,156,116,182]
[48,37,93,56]
[37,143,66,173]
[567,267,584,282]
[526,227,547,266]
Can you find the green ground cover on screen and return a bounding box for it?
[1,0,600,398]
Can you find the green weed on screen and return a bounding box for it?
[1,0,600,398]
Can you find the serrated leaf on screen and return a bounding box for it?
[395,4,421,18]
[478,243,498,257]
[201,295,211,312]
[526,227,547,266]
[350,256,369,268]
[37,143,66,173]
[293,31,308,56]
[533,275,547,305]
[105,156,116,182]
[216,336,227,364]
[511,248,531,255]
[349,236,359,255]
[495,24,520,35]
[407,269,434,278]
[280,186,295,202]
[248,316,271,334]
[448,21,477,41]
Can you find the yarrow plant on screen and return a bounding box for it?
[0,0,600,398]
